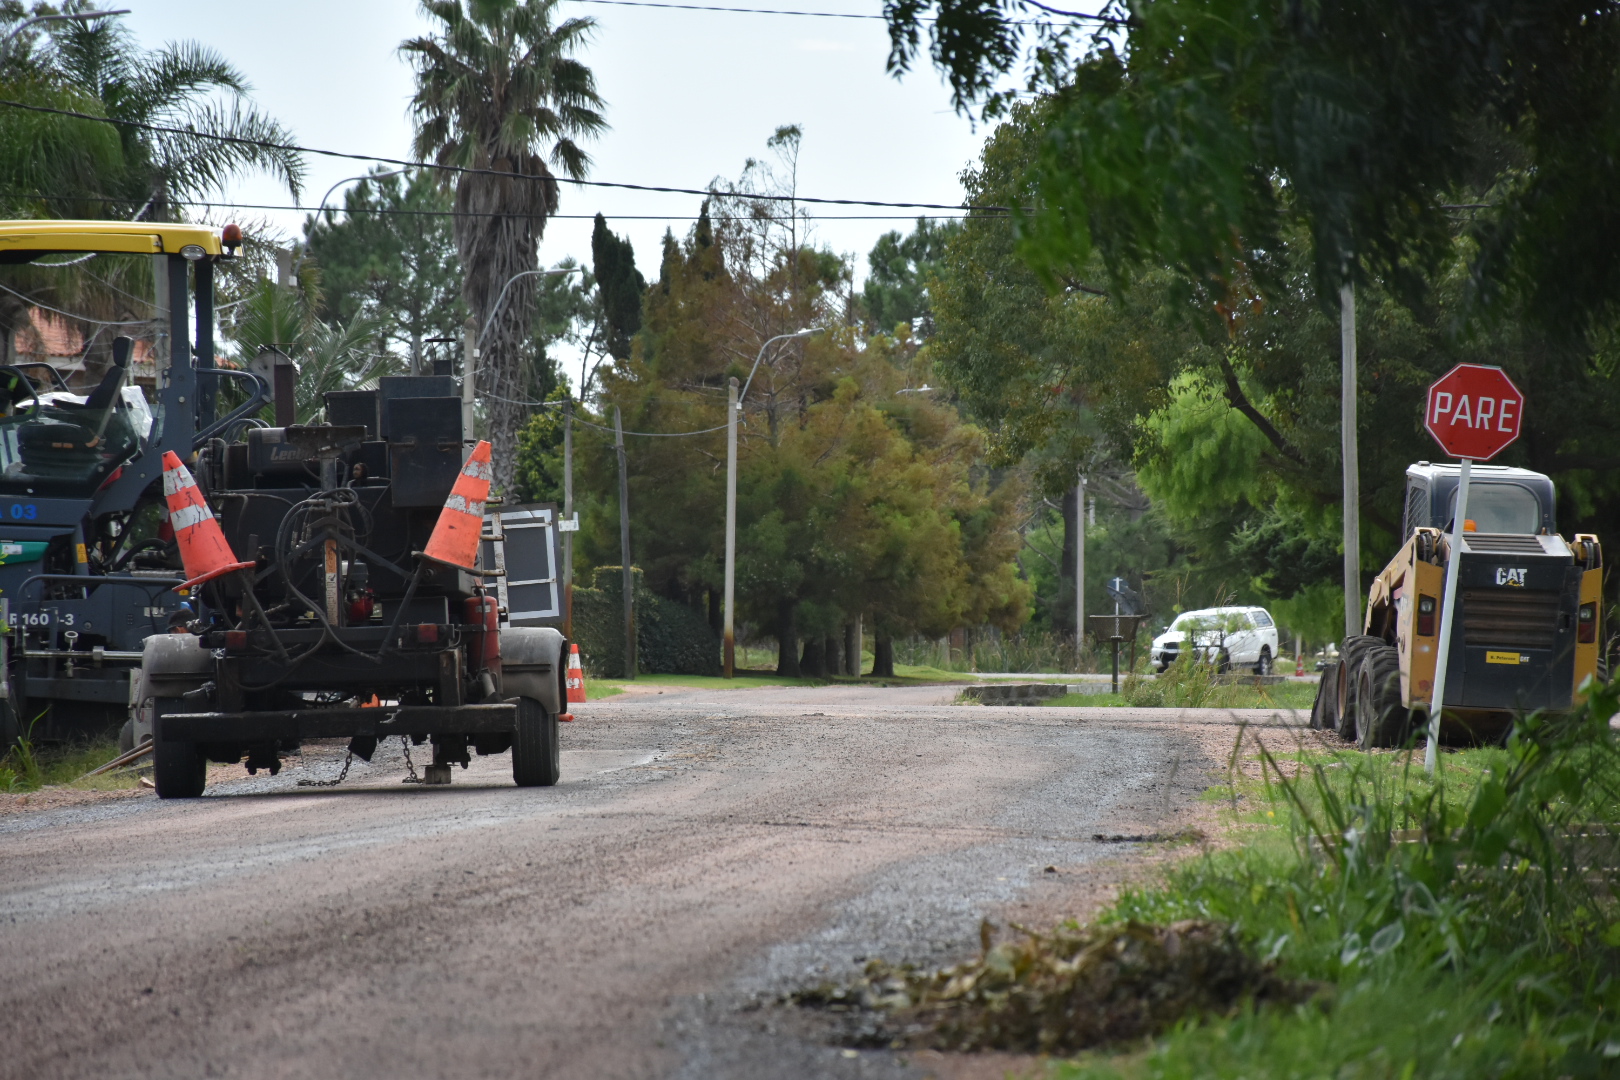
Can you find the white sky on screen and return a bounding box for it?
[118,0,992,288]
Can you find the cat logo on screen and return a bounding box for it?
[1495,567,1528,587]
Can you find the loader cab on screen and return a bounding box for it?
[1401,462,1557,540]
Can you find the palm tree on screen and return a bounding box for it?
[0,8,303,377]
[45,10,303,218]
[402,0,606,493]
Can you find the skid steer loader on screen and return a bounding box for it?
[1311,462,1602,748]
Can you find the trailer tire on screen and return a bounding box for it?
[1355,645,1410,750]
[1335,636,1381,741]
[153,700,206,798]
[1310,663,1340,730]
[511,696,559,787]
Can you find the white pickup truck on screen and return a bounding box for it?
[1150,606,1280,675]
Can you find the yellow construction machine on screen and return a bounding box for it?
[1311,463,1602,748]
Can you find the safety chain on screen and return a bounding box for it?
[400,734,422,784]
[297,749,354,788]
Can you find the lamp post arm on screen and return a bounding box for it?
[738,327,822,404]
[1,10,129,52]
[477,266,585,352]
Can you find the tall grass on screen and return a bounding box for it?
[893,630,1130,674]
[1059,682,1620,1078]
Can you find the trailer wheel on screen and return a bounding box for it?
[511,696,560,787]
[153,700,206,799]
[1355,645,1411,750]
[1335,636,1381,741]
[1310,663,1339,730]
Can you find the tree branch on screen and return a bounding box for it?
[1216,352,1307,467]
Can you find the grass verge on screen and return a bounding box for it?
[1044,682,1318,710]
[795,684,1620,1076]
[0,732,136,792]
[587,666,977,698]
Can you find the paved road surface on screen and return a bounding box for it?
[0,685,1306,1080]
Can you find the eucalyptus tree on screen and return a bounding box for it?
[401,0,607,492]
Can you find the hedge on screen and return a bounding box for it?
[569,566,720,678]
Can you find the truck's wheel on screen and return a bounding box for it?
[1355,645,1410,750]
[1255,647,1274,676]
[511,696,560,787]
[152,701,205,799]
[1335,636,1381,741]
[1310,663,1340,730]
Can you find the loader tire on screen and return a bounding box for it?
[1335,636,1382,741]
[152,700,205,799]
[1310,663,1339,731]
[511,696,560,787]
[1355,645,1411,750]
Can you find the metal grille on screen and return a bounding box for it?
[1461,588,1560,651]
[1462,533,1548,555]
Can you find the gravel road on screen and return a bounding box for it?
[0,684,1306,1080]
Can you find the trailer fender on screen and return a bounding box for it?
[500,627,567,716]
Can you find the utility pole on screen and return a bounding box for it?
[615,405,635,679]
[462,318,478,443]
[1341,284,1361,641]
[1075,473,1086,672]
[724,376,739,678]
[562,396,574,638]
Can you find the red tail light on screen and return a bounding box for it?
[1417,595,1437,637]
[1578,603,1597,644]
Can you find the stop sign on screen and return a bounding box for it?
[1424,364,1524,461]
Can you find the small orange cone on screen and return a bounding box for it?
[566,643,587,704]
[1295,654,1305,676]
[162,451,253,592]
[421,441,493,570]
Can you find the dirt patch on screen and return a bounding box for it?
[793,919,1318,1055]
[0,784,149,816]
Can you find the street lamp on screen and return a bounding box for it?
[723,327,823,677]
[464,265,585,437]
[1,9,128,53]
[291,169,409,281]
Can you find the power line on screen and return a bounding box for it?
[0,98,1010,213]
[480,392,730,436]
[0,191,996,222]
[567,0,1124,25]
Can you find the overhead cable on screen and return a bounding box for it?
[0,98,1011,213]
[567,0,1123,24]
[1,191,1000,221]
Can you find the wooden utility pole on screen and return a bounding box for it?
[724,376,739,678]
[1340,284,1361,640]
[1075,473,1086,671]
[462,318,478,443]
[562,397,574,638]
[615,405,635,679]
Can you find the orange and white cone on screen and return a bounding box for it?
[162,451,253,592]
[566,643,587,704]
[421,441,493,571]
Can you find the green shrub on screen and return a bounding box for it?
[570,566,720,678]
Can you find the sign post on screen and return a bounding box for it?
[1422,364,1524,773]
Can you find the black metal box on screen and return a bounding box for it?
[385,396,464,508]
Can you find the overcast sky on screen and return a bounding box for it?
[117,0,993,288]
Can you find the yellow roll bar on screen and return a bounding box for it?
[0,219,223,258]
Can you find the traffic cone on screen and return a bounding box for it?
[566,643,587,704]
[421,441,493,571]
[1296,654,1305,677]
[162,451,253,592]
